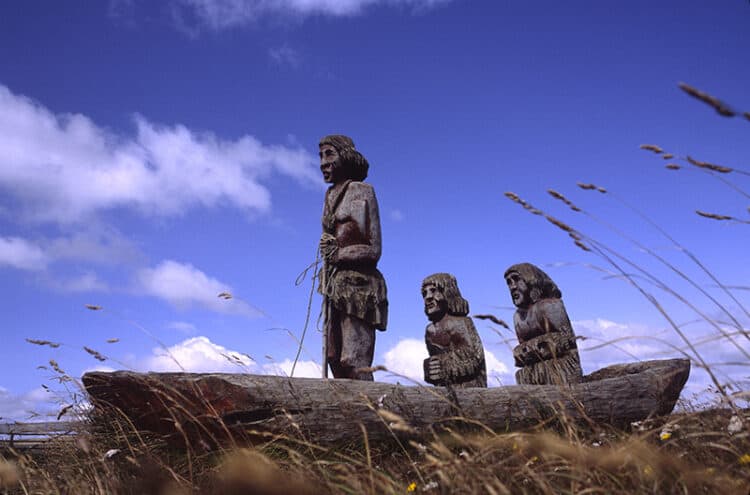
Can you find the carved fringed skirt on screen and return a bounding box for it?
[513,332,583,385]
[321,267,388,330]
[514,350,583,385]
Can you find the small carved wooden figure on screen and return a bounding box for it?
[422,273,487,388]
[504,263,583,385]
[318,135,388,381]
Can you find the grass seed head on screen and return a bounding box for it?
[574,240,591,252]
[548,189,564,200]
[547,189,582,211]
[678,82,736,117]
[687,156,733,174]
[84,346,107,361]
[504,191,521,203]
[696,210,733,221]
[639,144,664,154]
[26,338,61,348]
[577,182,607,193]
[545,215,574,233]
[505,191,543,215]
[49,359,66,374]
[473,314,510,329]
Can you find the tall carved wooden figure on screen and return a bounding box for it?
[318,135,388,381]
[422,273,487,388]
[505,263,583,385]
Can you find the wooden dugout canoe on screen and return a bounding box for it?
[82,358,690,448]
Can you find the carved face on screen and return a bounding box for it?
[319,144,342,184]
[505,271,530,308]
[422,282,448,321]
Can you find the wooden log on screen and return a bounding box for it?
[0,421,81,451]
[82,358,689,448]
[0,421,80,436]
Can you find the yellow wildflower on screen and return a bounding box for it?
[643,465,653,476]
[659,431,672,441]
[739,454,750,465]
[407,482,417,492]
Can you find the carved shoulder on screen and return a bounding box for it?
[345,181,376,200]
[333,181,382,264]
[533,298,574,335]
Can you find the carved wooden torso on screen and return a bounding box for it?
[322,180,381,266]
[425,316,469,354]
[512,298,582,385]
[320,179,388,331]
[424,315,487,388]
[513,298,573,343]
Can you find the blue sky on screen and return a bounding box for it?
[1,0,749,421]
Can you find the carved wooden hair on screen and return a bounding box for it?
[319,134,369,181]
[421,273,470,316]
[504,263,562,303]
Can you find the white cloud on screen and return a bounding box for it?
[381,338,511,385]
[45,228,142,266]
[0,228,141,294]
[485,350,511,384]
[262,359,321,378]
[144,336,257,372]
[0,229,139,292]
[0,236,49,271]
[142,336,321,378]
[574,318,672,369]
[167,321,198,334]
[0,84,319,224]
[48,272,110,293]
[269,45,300,68]
[171,0,452,30]
[82,364,116,374]
[0,229,139,271]
[136,260,261,316]
[0,386,57,422]
[573,317,750,404]
[382,338,427,382]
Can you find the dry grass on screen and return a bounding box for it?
[2,403,749,494]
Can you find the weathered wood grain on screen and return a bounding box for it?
[82,358,689,448]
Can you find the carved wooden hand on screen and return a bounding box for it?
[424,356,444,383]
